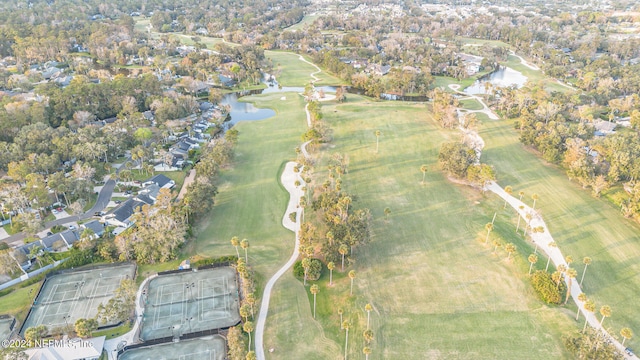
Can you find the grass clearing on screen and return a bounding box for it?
[266,51,344,86]
[284,15,320,32]
[260,95,577,359]
[195,91,308,284]
[460,98,484,110]
[480,116,640,350]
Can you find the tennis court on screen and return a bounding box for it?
[21,263,136,336]
[140,267,240,341]
[0,316,15,341]
[119,335,226,360]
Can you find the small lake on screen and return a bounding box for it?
[219,92,276,125]
[464,67,528,95]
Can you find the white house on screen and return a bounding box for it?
[24,336,105,360]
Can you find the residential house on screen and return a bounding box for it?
[143,174,175,189]
[81,220,106,239]
[594,120,617,136]
[102,198,146,228]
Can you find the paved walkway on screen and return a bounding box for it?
[104,274,157,359]
[255,57,318,360]
[486,182,637,359]
[448,84,499,120]
[177,169,196,200]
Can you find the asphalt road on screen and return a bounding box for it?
[1,179,116,247]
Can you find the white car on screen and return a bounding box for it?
[68,225,76,230]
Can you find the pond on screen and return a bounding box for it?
[219,92,276,125]
[464,67,528,95]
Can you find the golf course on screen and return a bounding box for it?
[191,46,640,359]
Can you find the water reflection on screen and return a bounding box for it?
[464,67,528,94]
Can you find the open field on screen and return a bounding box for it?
[295,95,579,359]
[284,15,320,32]
[266,51,344,86]
[119,335,226,360]
[140,267,240,340]
[480,116,640,350]
[21,264,136,336]
[459,98,484,110]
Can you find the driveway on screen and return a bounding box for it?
[0,179,116,246]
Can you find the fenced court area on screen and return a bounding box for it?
[0,316,15,341]
[119,335,226,360]
[21,263,136,336]
[140,267,240,341]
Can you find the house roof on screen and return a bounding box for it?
[82,220,105,236]
[24,336,105,360]
[109,198,145,223]
[145,174,174,189]
[594,120,616,132]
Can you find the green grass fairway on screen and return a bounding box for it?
[460,98,484,110]
[266,51,343,86]
[195,92,308,282]
[503,55,573,94]
[284,15,320,32]
[262,95,576,359]
[480,117,640,350]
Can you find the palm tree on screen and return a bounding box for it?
[338,308,344,329]
[621,327,633,346]
[240,238,249,264]
[328,261,335,285]
[327,231,335,246]
[246,351,257,360]
[528,254,538,275]
[484,223,493,245]
[420,165,428,184]
[339,244,349,271]
[531,226,544,253]
[384,207,391,221]
[580,257,592,286]
[365,303,373,330]
[492,239,502,254]
[246,293,256,318]
[505,243,516,260]
[240,304,251,322]
[599,305,611,327]
[518,191,525,200]
[230,236,240,258]
[243,321,254,352]
[583,300,596,332]
[545,242,557,271]
[564,267,577,305]
[565,255,573,266]
[363,329,374,344]
[363,346,372,360]
[531,193,539,210]
[374,130,381,153]
[302,257,311,285]
[504,185,513,208]
[349,270,356,295]
[343,321,351,360]
[576,293,587,320]
[310,284,319,319]
[516,205,525,233]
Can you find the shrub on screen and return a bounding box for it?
[531,270,566,304]
[289,212,296,222]
[193,255,237,269]
[293,258,322,281]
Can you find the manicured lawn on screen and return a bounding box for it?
[460,98,484,110]
[0,283,40,322]
[266,51,344,87]
[262,95,576,359]
[284,15,320,31]
[480,116,640,350]
[194,91,308,288]
[503,55,574,94]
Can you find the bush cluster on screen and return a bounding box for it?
[531,270,566,304]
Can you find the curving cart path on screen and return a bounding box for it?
[255,57,318,360]
[486,182,637,359]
